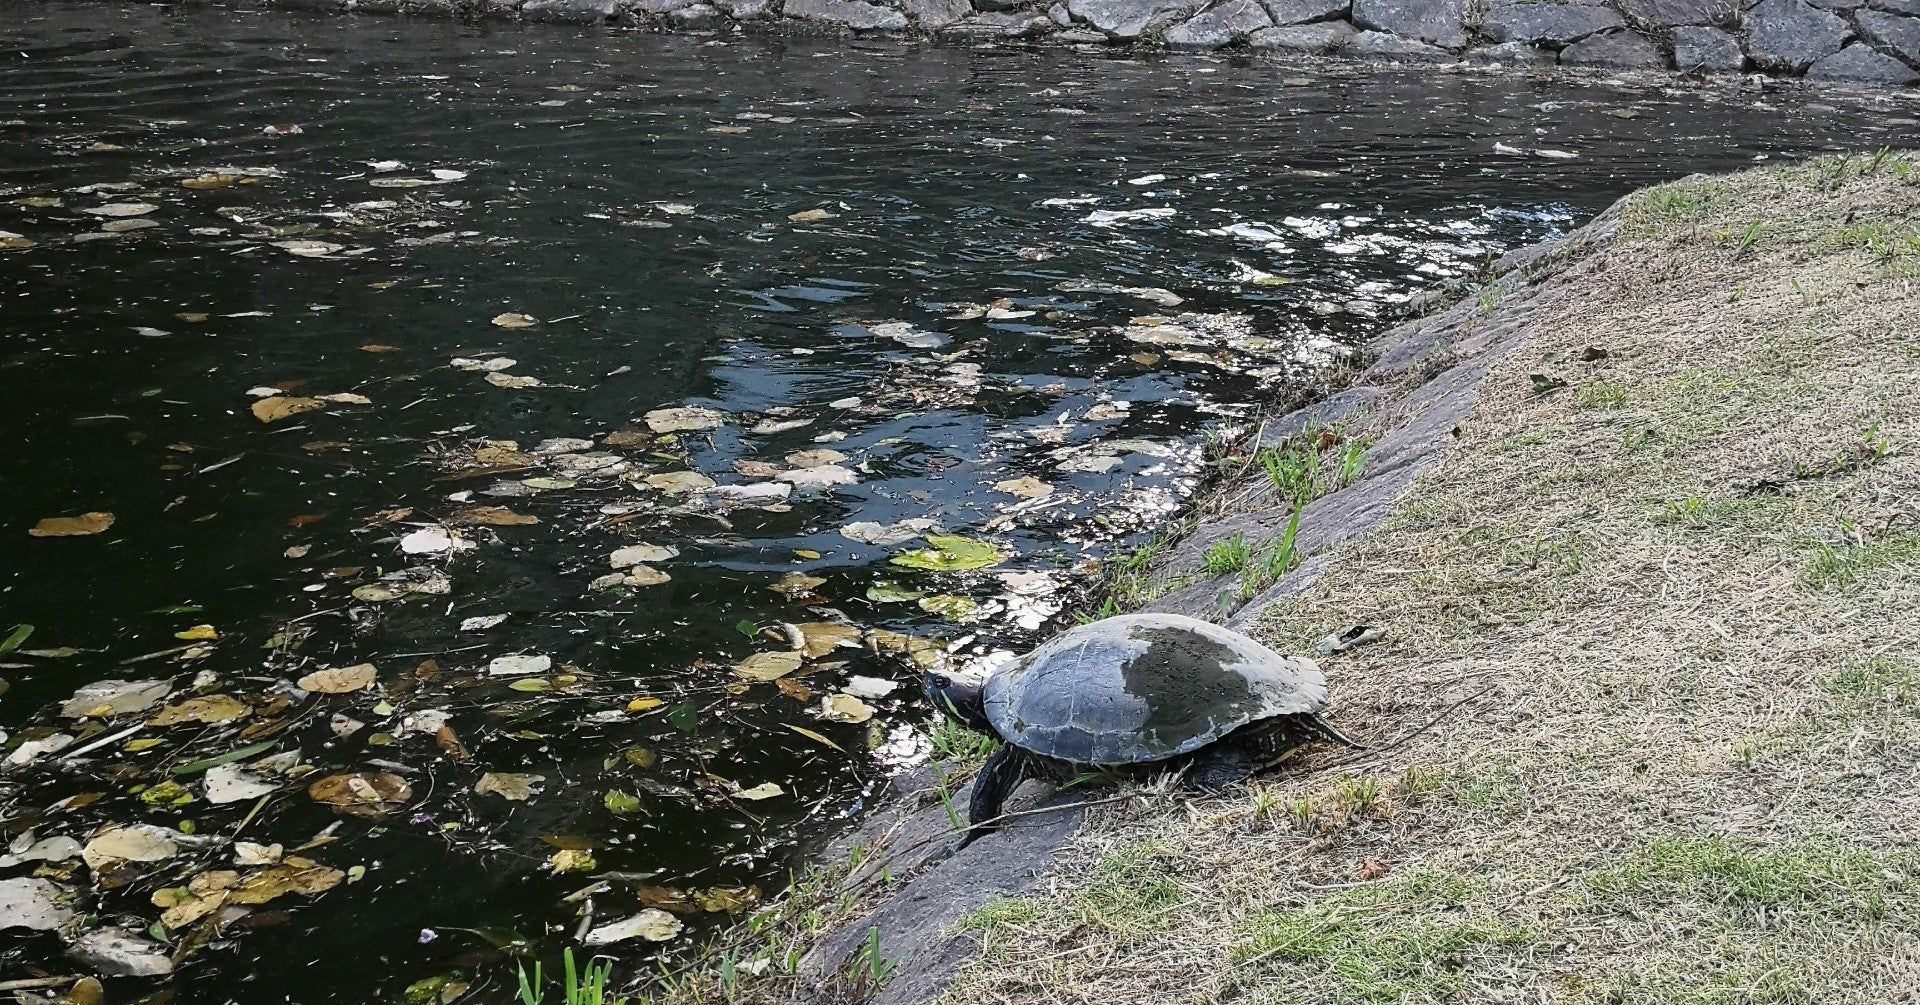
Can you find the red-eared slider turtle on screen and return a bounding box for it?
[923,612,1355,844]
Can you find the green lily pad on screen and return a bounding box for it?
[889,535,1004,573]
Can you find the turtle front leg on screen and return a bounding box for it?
[958,744,1030,848]
[1181,740,1258,793]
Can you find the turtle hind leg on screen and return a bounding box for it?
[958,745,1031,849]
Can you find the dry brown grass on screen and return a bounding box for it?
[940,153,1920,1005]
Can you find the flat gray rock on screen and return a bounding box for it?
[1870,0,1920,15]
[519,0,623,20]
[1068,0,1202,36]
[1249,17,1357,45]
[1165,0,1275,46]
[1807,39,1920,78]
[944,9,1057,32]
[1856,10,1920,63]
[1482,2,1624,44]
[783,0,909,28]
[667,1,724,25]
[1614,0,1726,23]
[711,0,772,16]
[1743,0,1852,71]
[1558,25,1665,64]
[1672,24,1748,69]
[1346,25,1458,54]
[1350,0,1466,47]
[1261,0,1349,23]
[905,0,972,27]
[1468,39,1558,61]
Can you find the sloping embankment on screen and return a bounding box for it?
[661,151,1920,1005]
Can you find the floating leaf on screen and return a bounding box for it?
[821,694,875,724]
[918,594,979,621]
[0,877,76,932]
[693,886,760,914]
[307,771,412,816]
[643,406,724,433]
[769,571,826,599]
[448,506,538,527]
[889,534,1004,572]
[644,471,715,493]
[150,694,251,726]
[584,909,682,945]
[229,857,344,904]
[169,740,277,777]
[993,475,1054,500]
[794,621,861,657]
[81,824,179,870]
[296,664,379,695]
[474,772,543,801]
[866,583,926,604]
[785,724,845,752]
[491,312,538,328]
[251,396,323,424]
[787,208,836,224]
[733,782,784,801]
[0,623,33,654]
[626,696,665,713]
[733,651,803,682]
[203,764,279,805]
[548,848,597,873]
[622,746,658,769]
[29,512,115,537]
[60,679,170,718]
[174,624,219,641]
[603,790,641,815]
[487,654,552,677]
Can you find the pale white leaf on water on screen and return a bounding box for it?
[584,909,682,945]
[69,928,175,976]
[842,675,900,699]
[451,357,519,372]
[840,518,938,546]
[485,372,543,389]
[0,877,75,932]
[273,240,344,258]
[644,470,716,494]
[82,202,157,217]
[460,614,509,632]
[487,654,552,677]
[0,833,83,868]
[400,527,459,555]
[59,679,170,719]
[610,543,678,568]
[203,764,280,805]
[81,824,180,870]
[4,733,74,766]
[644,406,724,433]
[777,464,857,488]
[233,841,284,866]
[733,782,784,801]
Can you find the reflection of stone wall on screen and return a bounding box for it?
[267,0,1920,86]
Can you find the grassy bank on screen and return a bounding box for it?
[940,153,1920,1004]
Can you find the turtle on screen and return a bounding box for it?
[922,612,1356,845]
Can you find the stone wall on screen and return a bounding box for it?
[252,0,1920,86]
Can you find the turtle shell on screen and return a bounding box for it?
[983,612,1326,765]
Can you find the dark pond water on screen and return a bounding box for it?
[0,4,1909,1001]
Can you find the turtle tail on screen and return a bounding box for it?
[1303,712,1364,750]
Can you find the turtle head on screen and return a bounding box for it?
[922,670,993,733]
